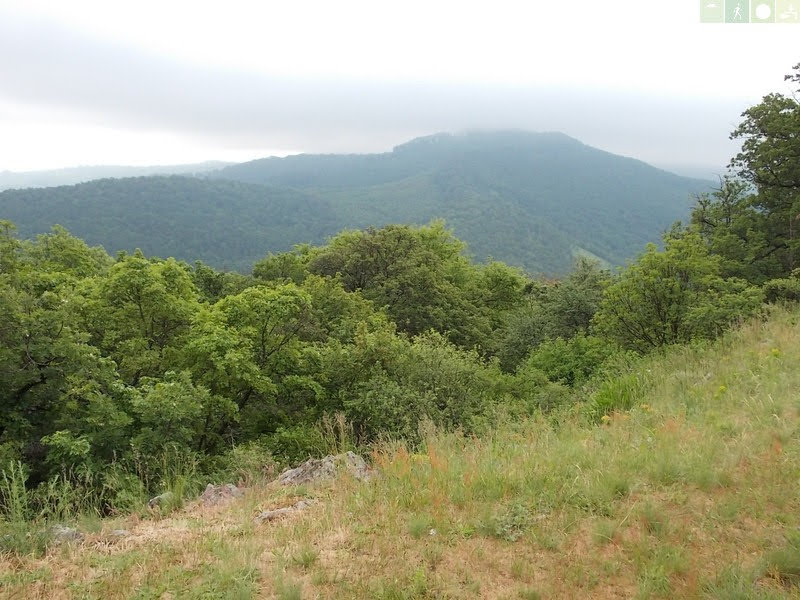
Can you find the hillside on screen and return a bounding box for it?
[0,132,711,275]
[3,307,799,598]
[0,176,337,271]
[0,161,231,191]
[216,131,712,273]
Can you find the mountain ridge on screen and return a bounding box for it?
[0,131,712,274]
[0,161,232,191]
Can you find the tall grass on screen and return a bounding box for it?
[0,461,30,523]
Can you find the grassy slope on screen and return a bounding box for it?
[4,308,800,599]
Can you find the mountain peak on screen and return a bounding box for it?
[392,130,583,154]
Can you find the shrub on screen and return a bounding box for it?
[344,375,435,443]
[594,233,763,353]
[764,276,800,303]
[265,424,327,467]
[101,466,148,514]
[522,335,615,387]
[337,331,506,443]
[210,441,277,486]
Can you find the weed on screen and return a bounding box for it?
[479,502,532,542]
[702,564,777,599]
[593,518,618,545]
[275,576,304,600]
[762,534,800,587]
[511,558,527,580]
[639,502,669,537]
[0,461,30,522]
[407,514,432,539]
[291,545,319,570]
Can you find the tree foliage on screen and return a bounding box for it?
[593,233,763,352]
[721,63,800,276]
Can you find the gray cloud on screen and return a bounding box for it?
[0,15,750,171]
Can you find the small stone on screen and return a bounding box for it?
[109,529,130,537]
[225,483,244,498]
[429,528,437,536]
[50,525,84,544]
[200,483,244,506]
[255,507,295,522]
[254,498,317,523]
[148,491,174,508]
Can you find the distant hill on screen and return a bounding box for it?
[0,176,336,271]
[0,132,712,274]
[214,131,712,273]
[0,161,231,191]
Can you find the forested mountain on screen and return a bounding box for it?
[0,161,230,191]
[215,131,712,272]
[0,176,337,271]
[0,131,711,273]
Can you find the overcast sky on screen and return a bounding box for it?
[0,0,797,173]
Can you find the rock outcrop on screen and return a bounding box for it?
[200,483,244,506]
[277,451,373,486]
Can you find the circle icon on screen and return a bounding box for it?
[755,3,772,19]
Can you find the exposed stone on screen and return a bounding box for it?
[277,451,373,486]
[109,529,130,537]
[50,525,84,544]
[147,491,174,508]
[200,483,244,506]
[254,498,317,523]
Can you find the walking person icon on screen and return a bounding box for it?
[725,0,750,22]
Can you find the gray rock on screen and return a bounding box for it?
[200,483,244,506]
[109,529,130,537]
[254,498,317,523]
[147,491,174,508]
[50,525,84,544]
[277,451,373,486]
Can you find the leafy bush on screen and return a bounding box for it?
[594,233,763,353]
[521,334,614,387]
[341,332,506,442]
[345,375,436,442]
[101,466,148,514]
[265,424,328,467]
[210,441,277,487]
[764,276,800,303]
